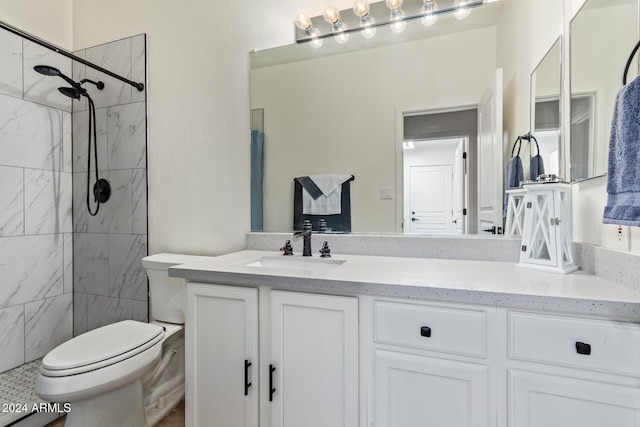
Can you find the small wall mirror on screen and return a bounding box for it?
[530,38,562,180]
[570,0,639,182]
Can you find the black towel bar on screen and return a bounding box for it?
[293,175,355,182]
[623,40,640,85]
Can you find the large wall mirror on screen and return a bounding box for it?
[250,0,560,235]
[530,38,562,180]
[570,0,639,182]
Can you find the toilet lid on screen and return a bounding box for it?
[42,320,164,374]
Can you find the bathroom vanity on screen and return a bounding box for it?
[170,251,640,427]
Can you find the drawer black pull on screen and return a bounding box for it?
[244,360,252,396]
[575,342,591,355]
[269,364,276,402]
[420,326,432,338]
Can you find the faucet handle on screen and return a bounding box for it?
[280,240,294,256]
[319,241,331,258]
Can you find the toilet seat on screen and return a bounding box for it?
[40,320,164,377]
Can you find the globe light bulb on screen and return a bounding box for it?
[389,7,406,33]
[361,18,376,38]
[353,0,370,17]
[323,5,341,24]
[385,0,403,11]
[309,36,323,49]
[420,0,438,27]
[294,11,312,30]
[390,20,407,33]
[453,0,471,20]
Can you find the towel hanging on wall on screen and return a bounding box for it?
[503,137,524,217]
[528,134,545,180]
[603,75,640,226]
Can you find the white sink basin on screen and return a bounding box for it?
[242,256,346,271]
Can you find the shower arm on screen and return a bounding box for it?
[0,19,144,92]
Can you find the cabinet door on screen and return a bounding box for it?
[270,291,358,427]
[510,369,640,427]
[185,283,258,427]
[376,350,488,427]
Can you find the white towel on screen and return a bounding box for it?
[302,174,351,215]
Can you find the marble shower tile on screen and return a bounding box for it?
[72,107,108,172]
[73,292,88,336]
[132,169,147,234]
[0,305,25,372]
[0,166,24,237]
[132,300,148,323]
[73,233,108,296]
[108,102,146,170]
[108,234,147,300]
[72,172,88,232]
[23,41,72,112]
[0,31,23,98]
[85,38,132,108]
[131,34,146,104]
[25,293,72,362]
[63,111,72,172]
[87,295,132,331]
[64,233,73,294]
[0,95,64,171]
[24,169,72,235]
[0,234,64,309]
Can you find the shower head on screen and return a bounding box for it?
[34,64,82,89]
[58,87,82,100]
[34,65,61,76]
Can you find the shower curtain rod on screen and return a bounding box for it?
[0,20,144,91]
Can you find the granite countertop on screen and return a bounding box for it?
[170,250,640,319]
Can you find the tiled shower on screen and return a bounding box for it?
[0,28,148,382]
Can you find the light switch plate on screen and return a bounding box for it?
[380,187,393,199]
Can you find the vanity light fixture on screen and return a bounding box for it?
[353,0,376,39]
[386,0,407,33]
[294,10,324,48]
[453,0,471,20]
[293,0,493,47]
[420,0,439,27]
[323,5,350,44]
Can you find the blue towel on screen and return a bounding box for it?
[603,76,640,226]
[530,154,545,180]
[503,156,524,217]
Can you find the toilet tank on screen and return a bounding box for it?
[141,253,210,324]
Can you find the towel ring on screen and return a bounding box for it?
[510,136,523,158]
[623,40,640,85]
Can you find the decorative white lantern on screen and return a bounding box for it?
[518,182,578,274]
[505,188,527,237]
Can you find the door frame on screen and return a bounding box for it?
[395,105,477,234]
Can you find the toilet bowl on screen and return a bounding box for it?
[35,253,209,427]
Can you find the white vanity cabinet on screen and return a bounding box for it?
[367,299,491,427]
[184,283,259,427]
[506,311,640,427]
[184,282,358,427]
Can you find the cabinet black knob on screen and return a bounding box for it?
[575,342,591,355]
[420,326,432,338]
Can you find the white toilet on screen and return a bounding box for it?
[35,253,208,427]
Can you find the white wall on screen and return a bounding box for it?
[1,0,72,49]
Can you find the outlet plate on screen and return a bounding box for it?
[601,224,630,251]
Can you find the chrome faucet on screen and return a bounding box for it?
[293,220,312,256]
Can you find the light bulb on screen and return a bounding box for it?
[385,0,403,11]
[389,8,406,33]
[420,0,438,27]
[453,0,471,20]
[353,0,370,17]
[309,37,323,49]
[361,18,376,38]
[335,32,349,44]
[323,6,341,24]
[294,11,312,30]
